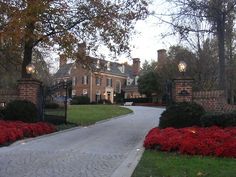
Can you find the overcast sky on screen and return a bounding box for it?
[103,0,178,65]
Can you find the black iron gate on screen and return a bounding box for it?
[42,80,72,124]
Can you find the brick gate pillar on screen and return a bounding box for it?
[172,78,194,103]
[17,79,43,119]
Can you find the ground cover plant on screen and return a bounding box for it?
[144,126,236,158]
[132,150,236,177]
[0,120,56,146]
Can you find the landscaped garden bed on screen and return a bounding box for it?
[132,102,236,177]
[144,126,236,158]
[0,120,56,146]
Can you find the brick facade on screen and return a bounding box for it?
[55,64,128,103]
[54,56,142,103]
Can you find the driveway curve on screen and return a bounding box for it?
[0,106,164,177]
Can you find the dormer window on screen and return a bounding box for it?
[135,76,139,85]
[118,64,125,73]
[126,77,133,86]
[107,62,111,71]
[121,64,125,73]
[96,60,100,69]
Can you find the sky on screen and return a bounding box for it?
[99,0,178,65]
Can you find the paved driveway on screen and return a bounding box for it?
[0,106,164,177]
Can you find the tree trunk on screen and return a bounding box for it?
[21,19,35,78]
[217,13,226,91]
[21,41,33,78]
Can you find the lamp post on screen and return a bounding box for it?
[178,61,187,102]
[26,63,35,75]
[178,61,187,76]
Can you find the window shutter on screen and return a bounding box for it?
[111,79,112,87]
[86,75,89,85]
[106,78,109,86]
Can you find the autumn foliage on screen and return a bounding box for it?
[144,126,236,158]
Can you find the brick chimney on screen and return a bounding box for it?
[59,54,67,68]
[78,42,86,59]
[157,49,167,65]
[132,58,140,76]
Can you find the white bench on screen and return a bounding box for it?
[124,102,133,106]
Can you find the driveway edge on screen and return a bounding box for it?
[111,138,144,177]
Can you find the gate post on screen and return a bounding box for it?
[17,78,43,120]
[172,78,194,103]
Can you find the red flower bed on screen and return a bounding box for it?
[144,126,236,158]
[0,120,56,145]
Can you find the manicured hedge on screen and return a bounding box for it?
[200,112,236,127]
[159,102,205,128]
[71,96,90,105]
[4,100,38,122]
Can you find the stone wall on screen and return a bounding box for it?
[0,89,18,107]
[193,90,236,112]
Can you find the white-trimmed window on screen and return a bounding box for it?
[96,77,101,86]
[72,90,76,96]
[106,78,112,87]
[83,89,88,95]
[127,77,131,86]
[115,80,121,93]
[72,76,76,86]
[82,75,88,85]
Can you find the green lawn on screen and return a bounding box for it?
[67,105,132,126]
[132,150,236,177]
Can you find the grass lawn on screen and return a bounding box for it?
[67,105,132,126]
[132,150,236,177]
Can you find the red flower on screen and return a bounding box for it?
[0,121,56,145]
[144,126,236,158]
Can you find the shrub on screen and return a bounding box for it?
[71,96,90,105]
[4,100,38,123]
[200,112,236,127]
[45,102,60,109]
[0,107,5,119]
[97,99,112,104]
[159,102,205,128]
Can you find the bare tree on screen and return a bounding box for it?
[156,0,236,91]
